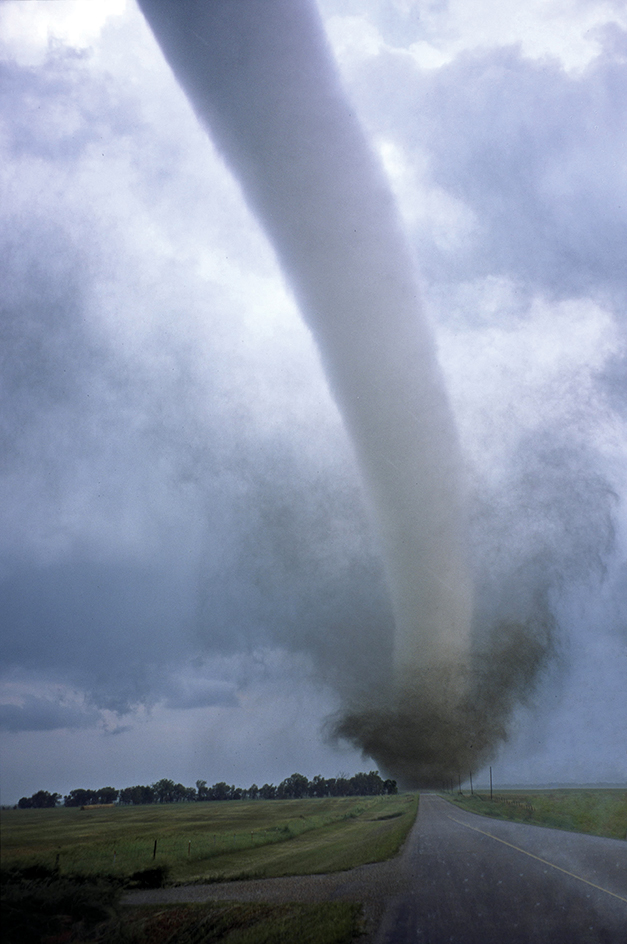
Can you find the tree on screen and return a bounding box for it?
[172,782,190,802]
[64,789,98,807]
[350,771,385,796]
[209,781,231,801]
[96,786,119,804]
[310,775,327,798]
[330,777,350,797]
[277,772,310,799]
[140,784,155,804]
[18,790,60,809]
[119,784,154,805]
[196,780,210,801]
[14,769,397,809]
[152,779,177,803]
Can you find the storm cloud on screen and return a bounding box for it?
[0,0,625,801]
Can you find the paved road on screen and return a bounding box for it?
[376,794,627,943]
[124,794,627,943]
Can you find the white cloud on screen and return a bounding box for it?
[320,0,627,72]
[375,136,478,250]
[0,0,127,67]
[433,0,627,70]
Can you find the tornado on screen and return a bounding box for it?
[138,0,476,785]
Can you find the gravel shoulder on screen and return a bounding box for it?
[122,833,414,941]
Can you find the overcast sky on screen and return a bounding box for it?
[1,0,626,805]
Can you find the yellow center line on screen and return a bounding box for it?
[445,813,627,904]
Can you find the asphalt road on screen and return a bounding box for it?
[376,794,627,944]
[125,794,627,943]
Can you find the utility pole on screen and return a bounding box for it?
[489,766,493,801]
[469,770,473,795]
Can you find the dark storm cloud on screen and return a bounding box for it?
[0,225,141,525]
[0,695,99,733]
[608,562,627,639]
[471,434,618,593]
[599,348,627,413]
[1,1,624,791]
[0,41,392,720]
[0,216,389,709]
[0,560,197,711]
[162,677,238,710]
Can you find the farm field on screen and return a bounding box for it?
[444,789,627,840]
[1,793,418,883]
[3,889,362,944]
[121,901,363,944]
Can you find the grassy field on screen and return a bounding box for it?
[444,789,627,840]
[119,901,363,944]
[2,797,416,943]
[3,882,363,944]
[1,793,418,883]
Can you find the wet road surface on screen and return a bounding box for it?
[375,794,626,943]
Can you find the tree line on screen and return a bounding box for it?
[16,770,397,808]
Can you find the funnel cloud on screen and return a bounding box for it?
[136,0,556,786]
[1,0,625,801]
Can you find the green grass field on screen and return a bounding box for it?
[2,796,417,943]
[119,901,363,944]
[444,789,627,840]
[1,794,418,883]
[3,885,363,944]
